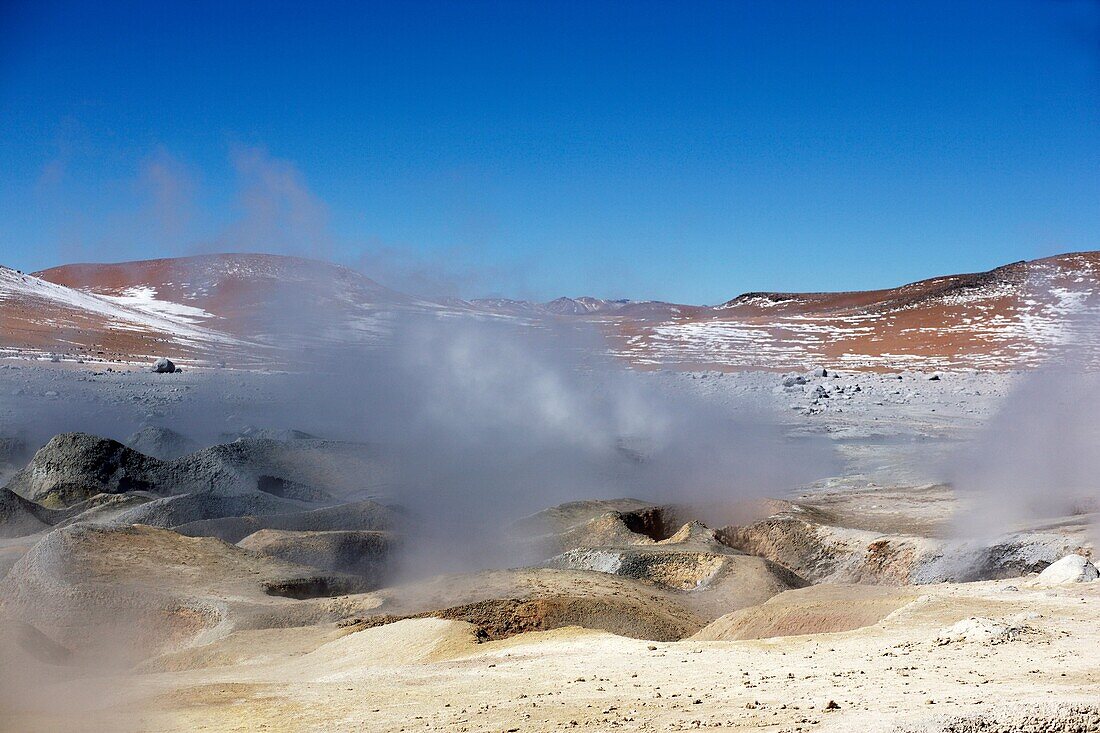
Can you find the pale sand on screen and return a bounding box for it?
[4,576,1097,733]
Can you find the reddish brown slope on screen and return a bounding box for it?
[0,264,242,364]
[611,252,1100,371]
[37,253,411,331]
[15,250,1100,371]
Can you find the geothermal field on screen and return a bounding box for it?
[0,253,1097,733]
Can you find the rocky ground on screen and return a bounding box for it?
[0,360,1096,732]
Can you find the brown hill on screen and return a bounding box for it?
[5,250,1096,371]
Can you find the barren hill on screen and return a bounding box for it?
[1,250,1094,371]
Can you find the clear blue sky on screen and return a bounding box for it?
[1,1,1097,303]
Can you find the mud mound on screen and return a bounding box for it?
[692,583,916,640]
[6,433,382,515]
[2,432,273,510]
[4,433,168,507]
[720,505,1092,585]
[719,511,924,583]
[0,434,27,464]
[125,425,199,460]
[0,488,54,538]
[512,498,656,535]
[50,491,158,526]
[261,575,366,599]
[617,501,796,542]
[239,529,394,585]
[185,438,387,498]
[113,490,309,528]
[260,567,706,642]
[550,511,661,553]
[514,498,791,558]
[223,427,320,442]
[173,499,399,542]
[254,474,334,503]
[546,521,806,620]
[510,499,657,555]
[6,617,72,665]
[0,434,28,481]
[351,594,692,642]
[0,524,359,660]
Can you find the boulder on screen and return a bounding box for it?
[1037,554,1098,585]
[152,357,176,374]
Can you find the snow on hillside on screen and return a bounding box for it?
[0,266,239,345]
[6,251,1100,371]
[97,286,217,325]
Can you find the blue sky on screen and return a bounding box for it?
[0,1,1097,303]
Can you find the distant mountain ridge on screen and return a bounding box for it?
[0,250,1094,371]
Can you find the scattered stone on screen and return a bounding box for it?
[934,616,1031,645]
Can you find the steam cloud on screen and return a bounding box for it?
[5,311,837,574]
[944,282,1100,543]
[275,316,838,573]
